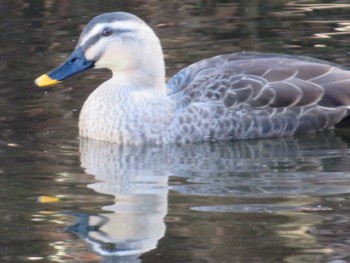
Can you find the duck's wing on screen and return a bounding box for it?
[167,52,350,109]
[165,52,350,141]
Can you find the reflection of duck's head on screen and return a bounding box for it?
[74,139,168,259]
[66,212,159,260]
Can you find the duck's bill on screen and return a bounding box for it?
[35,47,95,87]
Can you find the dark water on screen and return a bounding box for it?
[2,0,350,262]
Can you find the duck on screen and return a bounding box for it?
[35,12,350,144]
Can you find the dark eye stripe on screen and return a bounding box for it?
[101,27,133,36]
[78,27,135,60]
[114,28,133,34]
[81,34,100,50]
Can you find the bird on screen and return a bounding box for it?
[35,12,350,144]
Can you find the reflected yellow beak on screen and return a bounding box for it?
[35,74,60,87]
[37,195,61,203]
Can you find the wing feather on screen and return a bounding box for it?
[166,52,350,141]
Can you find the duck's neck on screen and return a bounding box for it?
[110,35,167,92]
[110,63,166,93]
[79,64,174,144]
[79,33,175,143]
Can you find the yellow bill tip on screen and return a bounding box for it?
[35,74,60,87]
[37,195,61,203]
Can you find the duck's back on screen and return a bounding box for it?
[166,52,350,143]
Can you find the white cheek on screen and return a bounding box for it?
[86,42,137,71]
[85,43,101,61]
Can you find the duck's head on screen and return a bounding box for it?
[35,12,165,87]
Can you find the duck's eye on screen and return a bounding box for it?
[101,28,113,37]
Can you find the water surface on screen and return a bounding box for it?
[1,1,350,262]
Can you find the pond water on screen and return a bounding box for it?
[2,0,350,262]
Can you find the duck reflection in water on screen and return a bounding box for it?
[66,139,169,261]
[65,134,350,262]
